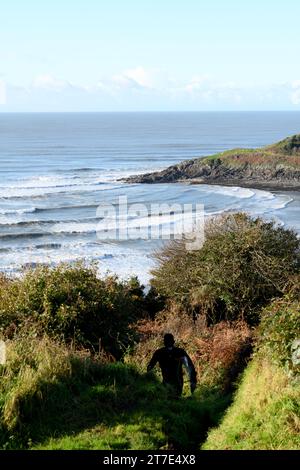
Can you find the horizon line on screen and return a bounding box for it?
[1,109,300,114]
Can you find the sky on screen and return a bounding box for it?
[1,0,300,111]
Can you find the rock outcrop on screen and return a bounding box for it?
[124,134,300,190]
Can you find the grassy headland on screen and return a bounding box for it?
[124,134,300,190]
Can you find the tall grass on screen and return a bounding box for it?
[0,336,230,450]
[0,336,111,447]
[203,355,300,450]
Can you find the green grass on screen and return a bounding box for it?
[2,340,299,450]
[30,366,231,450]
[201,134,300,169]
[203,150,300,169]
[203,356,300,450]
[0,338,232,450]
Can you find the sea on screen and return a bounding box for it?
[1,111,300,284]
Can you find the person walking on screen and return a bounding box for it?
[147,333,197,397]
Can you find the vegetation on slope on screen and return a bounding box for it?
[0,336,232,450]
[203,286,300,450]
[151,213,300,325]
[203,356,300,450]
[0,263,146,359]
[204,133,300,168]
[0,212,299,450]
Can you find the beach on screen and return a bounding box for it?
[1,111,300,283]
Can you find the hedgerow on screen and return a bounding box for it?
[0,263,146,358]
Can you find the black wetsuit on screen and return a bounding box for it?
[147,346,196,396]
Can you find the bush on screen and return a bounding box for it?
[259,290,300,373]
[151,213,300,325]
[130,308,253,392]
[0,263,146,358]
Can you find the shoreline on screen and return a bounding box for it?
[123,173,300,193]
[175,178,300,192]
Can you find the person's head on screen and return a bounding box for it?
[164,333,175,348]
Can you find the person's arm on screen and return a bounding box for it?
[147,350,159,372]
[182,353,197,393]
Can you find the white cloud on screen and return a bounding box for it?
[291,80,300,89]
[110,66,170,91]
[95,67,155,94]
[32,74,71,91]
[175,76,243,106]
[122,66,153,88]
[290,80,300,105]
[184,75,211,93]
[112,73,144,90]
[291,89,300,105]
[3,69,300,111]
[0,79,6,104]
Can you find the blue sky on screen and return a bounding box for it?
[1,0,300,111]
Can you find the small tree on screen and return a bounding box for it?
[151,213,300,325]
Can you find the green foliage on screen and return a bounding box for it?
[1,208,300,450]
[129,308,252,394]
[151,213,300,325]
[0,337,102,438]
[266,133,300,155]
[0,337,229,450]
[0,263,146,358]
[142,286,166,320]
[203,357,300,450]
[259,292,300,372]
[203,134,300,167]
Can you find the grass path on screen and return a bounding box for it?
[23,363,232,450]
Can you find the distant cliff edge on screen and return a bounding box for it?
[123,134,300,190]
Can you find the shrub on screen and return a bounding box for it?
[259,291,300,373]
[0,263,146,358]
[151,213,300,325]
[130,307,253,392]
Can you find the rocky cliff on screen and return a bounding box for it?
[124,134,300,190]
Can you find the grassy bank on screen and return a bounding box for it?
[203,355,300,450]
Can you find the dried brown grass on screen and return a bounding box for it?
[130,306,253,391]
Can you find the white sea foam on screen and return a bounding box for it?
[266,196,294,210]
[0,207,37,215]
[1,166,164,191]
[0,183,123,199]
[0,240,156,284]
[246,192,294,213]
[51,222,98,234]
[200,185,256,199]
